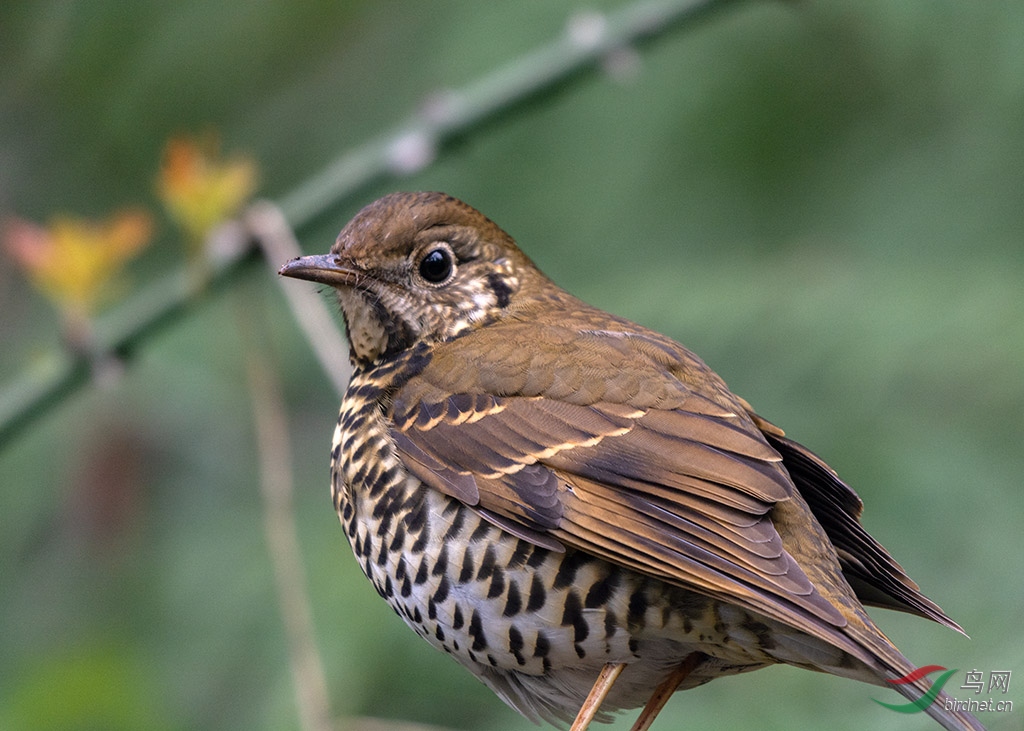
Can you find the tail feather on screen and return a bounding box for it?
[844,622,985,731]
[878,663,986,731]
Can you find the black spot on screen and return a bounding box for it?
[433,576,450,605]
[383,575,394,598]
[388,521,407,552]
[404,500,426,531]
[371,489,394,520]
[526,545,549,568]
[453,604,464,629]
[553,551,591,590]
[526,574,547,613]
[476,545,497,581]
[458,548,475,583]
[428,599,437,621]
[628,638,639,655]
[405,501,428,537]
[470,519,491,542]
[469,609,487,651]
[584,568,620,609]
[443,507,466,541]
[412,606,421,624]
[354,382,381,399]
[435,625,446,642]
[508,540,532,569]
[508,626,526,665]
[627,590,649,628]
[503,580,522,617]
[682,616,692,634]
[604,612,617,639]
[432,545,449,577]
[487,272,513,309]
[508,625,524,653]
[400,345,432,381]
[352,459,369,486]
[341,501,352,522]
[534,632,550,658]
[350,440,369,464]
[414,557,429,585]
[400,576,412,598]
[561,591,588,647]
[487,568,506,599]
[379,463,400,489]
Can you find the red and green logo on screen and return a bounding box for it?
[874,665,958,714]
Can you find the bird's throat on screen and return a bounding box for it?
[338,288,389,363]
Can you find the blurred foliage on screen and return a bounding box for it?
[3,209,152,341]
[1,1,1022,731]
[156,134,258,251]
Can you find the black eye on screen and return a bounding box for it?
[418,247,454,284]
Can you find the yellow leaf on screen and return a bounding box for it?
[4,210,152,317]
[156,135,258,248]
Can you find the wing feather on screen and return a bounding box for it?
[765,432,963,632]
[388,324,864,644]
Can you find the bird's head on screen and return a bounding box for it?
[279,191,551,364]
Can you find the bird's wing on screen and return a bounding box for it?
[762,430,964,632]
[388,321,874,651]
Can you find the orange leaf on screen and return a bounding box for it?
[156,134,258,247]
[4,210,153,317]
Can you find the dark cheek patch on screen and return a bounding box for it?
[486,272,513,309]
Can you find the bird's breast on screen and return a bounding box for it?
[330,366,778,722]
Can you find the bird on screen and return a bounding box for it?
[278,191,981,731]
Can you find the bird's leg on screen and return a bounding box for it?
[570,662,627,731]
[629,652,705,731]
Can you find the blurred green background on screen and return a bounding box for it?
[1,1,1022,730]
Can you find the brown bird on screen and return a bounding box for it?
[279,192,981,730]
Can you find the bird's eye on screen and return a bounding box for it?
[418,246,455,284]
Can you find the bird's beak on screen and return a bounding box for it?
[278,254,360,288]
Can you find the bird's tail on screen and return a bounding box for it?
[843,622,985,731]
[873,659,985,731]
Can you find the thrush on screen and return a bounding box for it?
[279,192,981,731]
